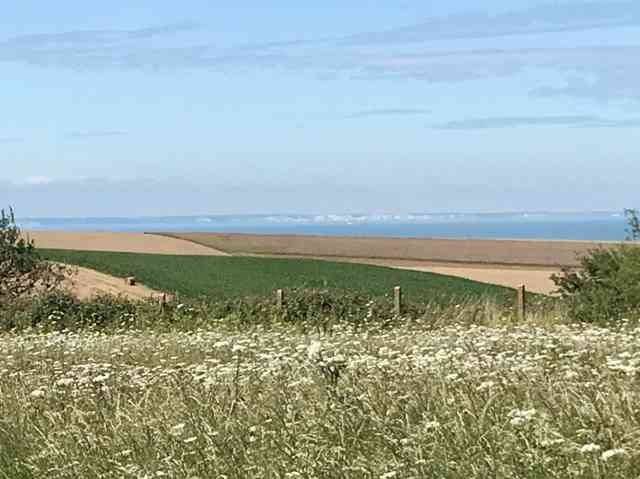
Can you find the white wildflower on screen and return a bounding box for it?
[601,448,626,461]
[579,443,601,454]
[476,380,495,391]
[424,420,441,431]
[92,373,110,384]
[29,388,45,399]
[509,409,537,427]
[328,354,346,365]
[540,438,565,448]
[564,370,579,380]
[307,341,323,361]
[170,423,186,437]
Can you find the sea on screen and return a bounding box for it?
[16,211,632,241]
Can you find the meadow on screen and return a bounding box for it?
[7,243,635,477]
[40,249,511,303]
[2,319,639,478]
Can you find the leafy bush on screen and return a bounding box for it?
[0,290,142,331]
[0,207,64,305]
[552,209,640,322]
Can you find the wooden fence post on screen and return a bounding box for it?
[159,293,167,312]
[394,286,402,316]
[276,289,285,310]
[517,284,526,321]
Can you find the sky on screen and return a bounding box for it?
[1,1,640,217]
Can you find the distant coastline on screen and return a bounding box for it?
[18,211,629,241]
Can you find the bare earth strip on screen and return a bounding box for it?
[25,231,229,256]
[390,264,559,294]
[354,258,560,294]
[61,265,164,301]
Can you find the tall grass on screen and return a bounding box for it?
[0,287,558,334]
[1,318,639,477]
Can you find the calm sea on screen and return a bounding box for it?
[17,212,631,241]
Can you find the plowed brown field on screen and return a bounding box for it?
[161,232,612,267]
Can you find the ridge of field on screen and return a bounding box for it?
[40,249,512,302]
[25,231,228,256]
[158,232,615,267]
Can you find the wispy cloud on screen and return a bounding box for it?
[344,108,431,119]
[354,45,640,101]
[22,176,53,186]
[0,22,204,71]
[0,136,23,143]
[68,131,128,139]
[344,1,640,45]
[432,115,640,130]
[1,3,640,102]
[1,22,196,49]
[582,118,640,128]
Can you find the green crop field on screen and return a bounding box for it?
[41,249,512,302]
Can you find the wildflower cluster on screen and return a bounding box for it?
[1,321,640,477]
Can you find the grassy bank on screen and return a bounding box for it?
[2,321,638,478]
[40,249,511,302]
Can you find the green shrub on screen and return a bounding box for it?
[0,207,64,306]
[0,290,142,331]
[552,209,640,322]
[0,286,521,333]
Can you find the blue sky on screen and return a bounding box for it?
[1,1,639,216]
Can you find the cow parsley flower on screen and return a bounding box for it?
[601,448,626,461]
[92,373,110,384]
[579,443,601,454]
[55,377,74,387]
[170,423,186,437]
[509,409,536,427]
[307,341,323,361]
[29,388,45,399]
